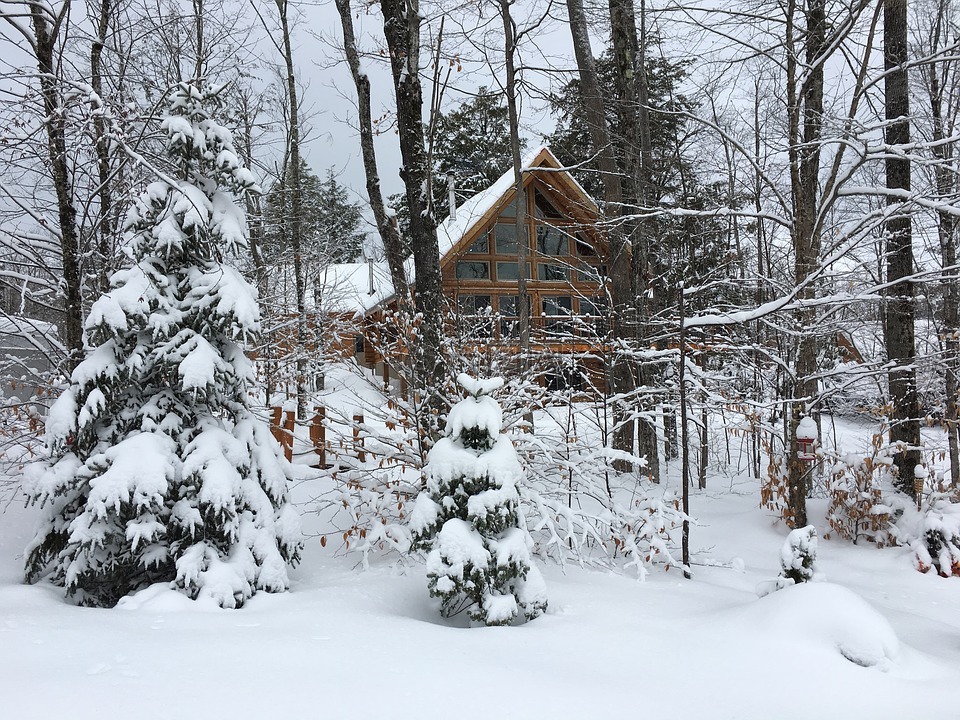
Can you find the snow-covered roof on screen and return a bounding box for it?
[320,146,594,315]
[315,262,397,315]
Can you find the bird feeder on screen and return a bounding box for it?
[796,416,818,461]
[913,465,928,511]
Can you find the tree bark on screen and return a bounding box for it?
[883,0,922,495]
[566,0,636,471]
[31,3,84,372]
[923,0,958,487]
[610,0,660,480]
[334,0,408,302]
[90,0,115,293]
[499,0,532,410]
[275,0,308,419]
[785,0,826,528]
[380,0,445,411]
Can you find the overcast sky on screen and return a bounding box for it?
[288,0,589,205]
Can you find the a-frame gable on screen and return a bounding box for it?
[436,146,600,269]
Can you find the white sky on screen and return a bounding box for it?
[287,0,591,203]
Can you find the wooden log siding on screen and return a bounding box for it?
[290,148,620,393]
[442,177,612,351]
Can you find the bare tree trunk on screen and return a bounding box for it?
[922,0,958,487]
[610,0,662,480]
[381,0,445,415]
[566,0,636,470]
[678,282,691,578]
[234,88,274,402]
[334,0,408,301]
[30,3,84,371]
[884,0,922,495]
[275,0,308,419]
[90,0,115,293]
[499,0,532,423]
[784,0,826,528]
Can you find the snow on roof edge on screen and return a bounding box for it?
[321,145,594,315]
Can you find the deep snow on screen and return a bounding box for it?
[2,467,959,719]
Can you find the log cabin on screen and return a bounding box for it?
[316,146,616,391]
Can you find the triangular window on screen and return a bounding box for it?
[534,189,563,219]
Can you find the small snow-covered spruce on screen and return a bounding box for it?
[911,487,960,577]
[757,525,822,597]
[779,525,820,584]
[409,373,546,625]
[23,83,301,608]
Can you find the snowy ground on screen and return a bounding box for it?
[2,457,959,719]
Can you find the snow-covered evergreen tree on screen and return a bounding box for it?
[410,374,546,625]
[23,83,301,608]
[758,525,822,596]
[778,525,820,585]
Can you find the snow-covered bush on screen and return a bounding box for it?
[758,525,822,596]
[23,83,301,608]
[780,525,821,584]
[891,480,960,577]
[824,433,894,546]
[310,317,687,580]
[410,374,547,625]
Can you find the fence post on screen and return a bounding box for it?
[311,405,326,468]
[353,412,365,463]
[282,409,295,462]
[270,406,282,444]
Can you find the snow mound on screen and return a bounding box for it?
[752,582,900,669]
[115,582,221,612]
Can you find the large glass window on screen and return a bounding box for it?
[577,264,607,283]
[498,196,518,217]
[542,295,572,335]
[456,261,490,280]
[536,225,567,256]
[496,261,519,281]
[575,234,597,256]
[534,189,564,219]
[458,294,492,313]
[467,234,489,254]
[498,295,520,338]
[578,298,608,336]
[495,224,520,254]
[538,263,569,282]
[458,294,492,338]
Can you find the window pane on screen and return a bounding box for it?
[499,295,519,316]
[499,196,518,217]
[495,224,519,254]
[537,225,567,256]
[458,294,491,313]
[577,264,606,283]
[498,295,519,339]
[575,235,596,256]
[542,296,572,315]
[456,261,490,280]
[496,261,519,281]
[542,296,572,335]
[467,234,489,254]
[538,263,569,281]
[534,190,563,219]
[579,299,599,316]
